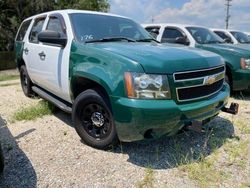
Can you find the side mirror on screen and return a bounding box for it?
[38,30,67,47]
[149,28,159,39]
[224,38,232,43]
[175,36,190,45]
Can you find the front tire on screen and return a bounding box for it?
[72,89,118,149]
[20,65,35,97]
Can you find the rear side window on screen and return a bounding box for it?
[16,20,32,41]
[145,26,160,39]
[29,17,46,43]
[162,27,184,43]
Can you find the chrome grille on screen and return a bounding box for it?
[174,65,225,102]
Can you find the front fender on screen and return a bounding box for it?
[69,41,144,99]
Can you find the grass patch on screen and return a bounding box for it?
[137,168,154,188]
[13,100,54,121]
[181,155,228,188]
[0,74,19,82]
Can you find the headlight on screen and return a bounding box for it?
[124,72,171,99]
[240,58,250,69]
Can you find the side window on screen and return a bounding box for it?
[145,26,160,39]
[214,31,232,43]
[47,17,65,34]
[161,28,184,43]
[29,17,46,43]
[214,31,227,40]
[16,20,32,41]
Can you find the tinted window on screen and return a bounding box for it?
[230,31,250,43]
[214,31,233,43]
[186,27,224,44]
[47,17,64,34]
[16,20,32,41]
[145,26,160,39]
[70,13,152,42]
[29,17,46,43]
[161,28,184,43]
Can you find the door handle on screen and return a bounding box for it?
[38,51,46,60]
[24,48,29,55]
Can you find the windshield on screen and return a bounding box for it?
[70,13,152,43]
[230,31,250,43]
[186,27,224,44]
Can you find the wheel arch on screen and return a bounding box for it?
[70,75,113,108]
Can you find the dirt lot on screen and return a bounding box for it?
[0,71,249,188]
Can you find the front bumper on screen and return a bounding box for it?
[111,84,230,142]
[233,69,250,91]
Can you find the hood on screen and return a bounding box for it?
[199,43,250,58]
[89,42,223,74]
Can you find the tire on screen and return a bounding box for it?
[20,65,35,97]
[0,145,4,173]
[225,74,230,85]
[72,89,118,149]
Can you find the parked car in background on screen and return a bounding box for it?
[143,23,250,91]
[14,10,237,149]
[0,143,4,173]
[245,32,250,38]
[211,28,250,45]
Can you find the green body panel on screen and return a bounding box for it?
[14,41,24,66]
[197,43,250,90]
[69,40,229,141]
[113,84,229,141]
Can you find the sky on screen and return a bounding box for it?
[109,0,250,32]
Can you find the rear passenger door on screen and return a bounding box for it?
[23,16,47,84]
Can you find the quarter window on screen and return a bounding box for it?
[162,28,184,43]
[29,17,46,43]
[16,20,32,41]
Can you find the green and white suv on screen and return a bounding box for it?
[15,10,236,149]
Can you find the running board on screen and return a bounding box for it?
[32,86,72,113]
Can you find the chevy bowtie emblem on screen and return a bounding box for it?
[203,75,216,85]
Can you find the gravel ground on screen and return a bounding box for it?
[0,72,249,188]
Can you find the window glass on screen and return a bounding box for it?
[186,27,224,44]
[47,17,64,34]
[230,31,250,44]
[145,26,160,39]
[29,17,46,43]
[16,20,32,41]
[70,13,152,42]
[161,28,184,43]
[214,31,233,43]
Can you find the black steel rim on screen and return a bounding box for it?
[81,103,112,140]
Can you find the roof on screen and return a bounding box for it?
[23,9,129,22]
[142,23,209,29]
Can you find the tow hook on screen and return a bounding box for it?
[221,102,239,115]
[185,120,204,133]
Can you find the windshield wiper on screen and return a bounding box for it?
[136,38,159,43]
[85,37,136,43]
[205,40,223,44]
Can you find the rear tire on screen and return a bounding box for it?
[20,65,35,97]
[72,89,118,149]
[0,144,4,173]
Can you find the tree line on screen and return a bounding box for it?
[0,0,110,51]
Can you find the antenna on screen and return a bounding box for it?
[225,0,232,29]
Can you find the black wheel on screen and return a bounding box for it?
[72,89,118,149]
[20,65,35,97]
[0,144,4,173]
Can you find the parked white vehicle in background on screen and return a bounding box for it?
[211,28,250,44]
